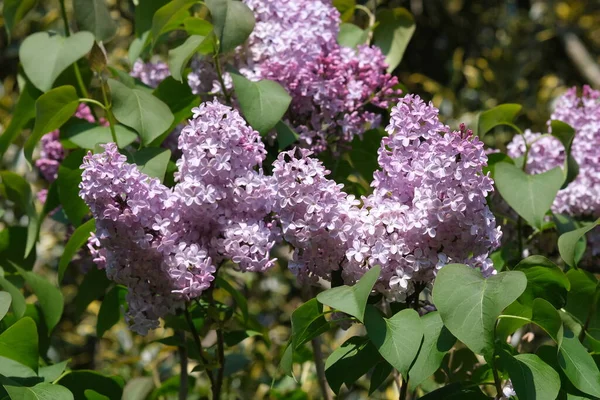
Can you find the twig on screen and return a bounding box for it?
[178,331,189,400]
[184,307,215,387]
[311,336,333,400]
[399,376,409,400]
[214,325,226,400]
[561,31,600,89]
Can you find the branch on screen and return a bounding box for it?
[561,31,600,89]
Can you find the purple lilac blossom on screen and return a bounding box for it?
[80,100,277,334]
[131,59,171,88]
[187,0,402,152]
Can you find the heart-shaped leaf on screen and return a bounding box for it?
[501,352,561,400]
[24,85,80,165]
[497,298,563,345]
[132,148,171,182]
[432,264,527,356]
[39,360,69,382]
[338,23,369,48]
[20,31,94,92]
[74,0,117,42]
[364,306,423,377]
[291,298,329,350]
[206,0,255,53]
[317,265,380,322]
[559,330,600,397]
[408,311,456,388]
[558,220,599,268]
[3,381,74,400]
[168,35,207,82]
[514,255,570,308]
[0,317,38,371]
[108,78,174,145]
[230,71,291,135]
[325,336,381,394]
[56,370,124,400]
[369,362,393,395]
[373,7,415,72]
[494,162,564,229]
[62,122,137,149]
[477,103,522,138]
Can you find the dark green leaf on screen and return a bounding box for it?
[3,381,73,400]
[58,219,95,282]
[495,162,564,229]
[24,85,80,165]
[0,317,38,371]
[432,264,527,356]
[324,336,381,394]
[0,355,37,379]
[333,0,356,22]
[565,269,600,341]
[364,307,423,377]
[477,103,522,138]
[3,0,37,37]
[108,78,174,145]
[19,32,94,92]
[230,72,291,135]
[206,0,255,53]
[38,360,69,382]
[223,330,260,347]
[559,330,600,397]
[483,152,513,179]
[0,172,38,258]
[373,7,415,72]
[132,148,171,182]
[558,220,599,268]
[369,362,392,395]
[501,352,561,400]
[215,277,248,323]
[514,255,570,308]
[128,31,150,66]
[57,370,124,400]
[550,120,578,188]
[122,377,154,400]
[275,121,299,150]
[419,382,489,399]
[183,17,213,36]
[149,374,195,400]
[168,35,207,82]
[0,277,26,319]
[349,129,385,183]
[0,292,11,321]
[12,263,63,334]
[62,122,137,149]
[84,390,109,400]
[57,150,89,226]
[74,0,117,42]
[134,0,168,37]
[316,265,380,322]
[151,0,196,44]
[73,266,111,318]
[280,342,294,378]
[408,311,456,388]
[0,83,41,159]
[97,285,127,337]
[291,299,329,350]
[337,23,369,48]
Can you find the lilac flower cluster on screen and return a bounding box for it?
[273,95,501,298]
[80,100,277,334]
[507,86,600,254]
[187,0,402,152]
[131,59,170,88]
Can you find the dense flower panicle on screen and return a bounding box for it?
[80,100,277,333]
[506,130,564,175]
[346,95,501,297]
[271,148,361,283]
[131,59,170,88]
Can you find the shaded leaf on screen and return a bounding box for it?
[477,103,522,138]
[62,122,137,149]
[501,352,561,400]
[325,336,381,394]
[0,172,38,258]
[73,0,117,42]
[558,220,599,268]
[168,35,207,82]
[275,121,299,150]
[291,299,329,350]
[0,277,26,319]
[132,148,171,182]
[0,317,38,372]
[373,7,415,72]
[338,23,369,48]
[0,83,41,159]
[514,255,570,308]
[3,381,73,400]
[122,377,154,400]
[56,150,89,226]
[97,285,127,337]
[151,0,196,44]
[369,361,392,395]
[0,293,11,321]
[58,219,95,282]
[206,0,255,53]
[3,0,37,37]
[57,371,124,400]
[559,330,600,397]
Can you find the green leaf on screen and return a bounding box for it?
[514,255,571,308]
[333,0,356,22]
[373,7,415,72]
[151,0,196,44]
[316,265,380,322]
[419,382,489,400]
[0,172,38,258]
[24,85,80,165]
[324,336,381,394]
[73,0,117,42]
[494,162,564,229]
[559,330,600,397]
[122,377,154,400]
[0,83,41,159]
[108,78,174,145]
[3,0,37,37]
[58,219,95,282]
[57,150,89,226]
[3,382,74,400]
[206,0,255,53]
[432,264,527,356]
[565,269,600,341]
[290,299,329,350]
[275,121,299,150]
[476,103,522,138]
[215,277,248,323]
[57,371,124,400]
[349,129,385,183]
[149,374,195,400]
[0,277,26,319]
[0,317,38,371]
[134,0,168,37]
[12,264,63,334]
[151,77,197,144]
[132,148,171,182]
[483,152,514,179]
[558,220,600,268]
[73,266,111,318]
[364,307,423,377]
[168,35,208,82]
[0,292,11,321]
[550,120,578,188]
[230,72,291,135]
[97,285,127,337]
[183,17,213,36]
[280,342,294,378]
[223,330,261,347]
[84,390,109,400]
[337,23,369,48]
[408,311,456,388]
[62,122,138,149]
[531,298,564,344]
[0,355,37,379]
[369,362,392,395]
[19,32,94,92]
[501,352,561,400]
[128,31,150,66]
[38,360,69,382]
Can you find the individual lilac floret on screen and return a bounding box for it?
[131,59,170,88]
[348,95,501,298]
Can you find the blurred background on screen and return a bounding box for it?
[1,0,599,398]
